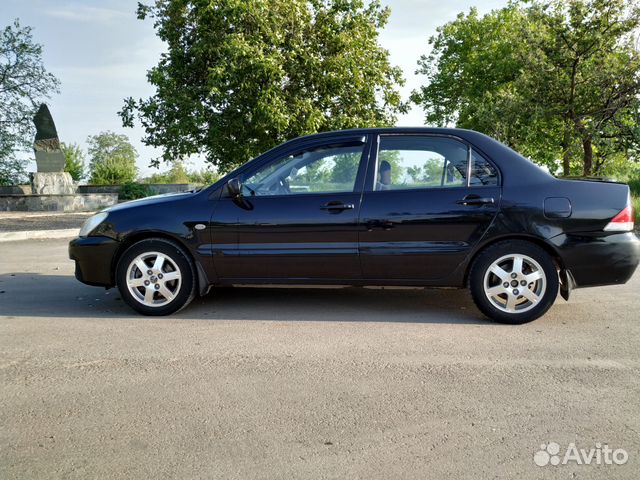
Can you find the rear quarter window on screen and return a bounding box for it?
[470,150,499,186]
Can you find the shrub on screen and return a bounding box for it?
[119,182,156,201]
[61,143,86,181]
[91,157,137,185]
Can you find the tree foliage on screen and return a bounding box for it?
[61,142,86,182]
[412,0,640,176]
[0,19,60,184]
[121,0,406,173]
[87,131,138,184]
[0,158,27,186]
[143,159,189,184]
[187,167,221,185]
[142,159,221,185]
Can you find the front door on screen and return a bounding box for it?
[213,136,370,281]
[358,134,501,282]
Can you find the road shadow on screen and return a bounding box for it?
[0,272,491,325]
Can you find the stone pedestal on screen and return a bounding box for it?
[31,172,76,195]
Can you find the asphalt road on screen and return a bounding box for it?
[0,212,91,233]
[1,238,639,479]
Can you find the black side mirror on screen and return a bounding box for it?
[227,177,242,197]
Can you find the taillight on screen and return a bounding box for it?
[604,203,634,232]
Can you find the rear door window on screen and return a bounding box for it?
[374,136,469,191]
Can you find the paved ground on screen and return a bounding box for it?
[1,238,639,479]
[0,212,91,233]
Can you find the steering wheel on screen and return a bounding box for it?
[279,176,291,194]
[266,176,291,195]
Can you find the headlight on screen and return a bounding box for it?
[79,212,109,238]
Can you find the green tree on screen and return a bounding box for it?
[412,0,640,176]
[188,167,220,186]
[144,159,190,184]
[0,19,60,185]
[61,142,85,182]
[164,159,189,183]
[87,131,138,184]
[143,161,221,185]
[120,0,406,173]
[330,152,362,185]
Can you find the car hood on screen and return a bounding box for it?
[104,191,195,213]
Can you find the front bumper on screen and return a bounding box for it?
[68,236,120,287]
[550,231,640,288]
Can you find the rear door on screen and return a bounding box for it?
[212,135,371,281]
[358,134,501,282]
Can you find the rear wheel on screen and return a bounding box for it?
[116,238,196,316]
[469,240,559,324]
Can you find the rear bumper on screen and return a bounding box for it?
[550,231,640,288]
[68,236,120,287]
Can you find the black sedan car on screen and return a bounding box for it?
[69,128,639,323]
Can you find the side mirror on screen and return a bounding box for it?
[226,177,242,197]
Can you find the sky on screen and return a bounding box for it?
[3,0,508,176]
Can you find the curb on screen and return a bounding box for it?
[0,212,92,220]
[0,229,78,243]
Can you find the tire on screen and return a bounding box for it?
[468,240,559,324]
[116,238,196,316]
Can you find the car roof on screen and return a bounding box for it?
[293,127,474,140]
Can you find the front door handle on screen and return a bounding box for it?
[320,202,355,212]
[457,195,495,206]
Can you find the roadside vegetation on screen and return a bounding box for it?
[628,179,640,224]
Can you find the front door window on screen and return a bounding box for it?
[243,143,365,196]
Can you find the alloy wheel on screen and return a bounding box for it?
[482,253,547,314]
[125,251,182,307]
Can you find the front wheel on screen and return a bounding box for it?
[469,240,559,324]
[116,238,196,316]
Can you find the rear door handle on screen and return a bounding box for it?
[320,202,355,212]
[366,220,394,231]
[457,195,495,206]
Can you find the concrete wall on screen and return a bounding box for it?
[0,184,197,196]
[77,184,197,195]
[0,194,118,212]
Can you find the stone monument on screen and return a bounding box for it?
[0,104,118,211]
[31,104,75,195]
